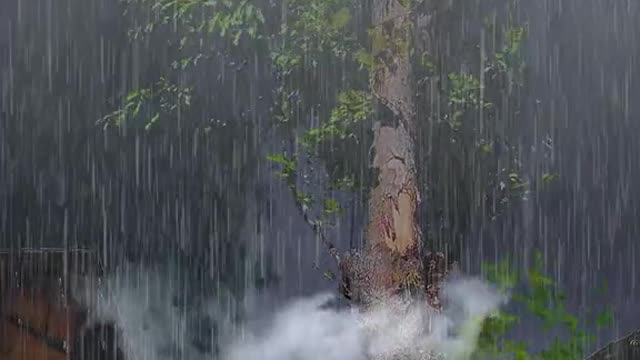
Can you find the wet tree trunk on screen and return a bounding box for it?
[340,0,445,311]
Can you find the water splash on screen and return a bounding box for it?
[72,263,238,360]
[226,278,506,360]
[74,266,506,360]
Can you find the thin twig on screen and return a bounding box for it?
[286,182,341,264]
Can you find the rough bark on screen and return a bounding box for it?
[339,0,445,311]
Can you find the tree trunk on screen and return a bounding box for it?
[340,0,446,311]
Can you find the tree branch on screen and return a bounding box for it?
[285,181,341,265]
[586,330,640,360]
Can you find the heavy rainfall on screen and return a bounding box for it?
[0,0,639,359]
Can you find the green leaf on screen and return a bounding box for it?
[295,191,313,207]
[126,90,139,102]
[266,153,288,164]
[476,251,611,359]
[482,258,518,291]
[330,7,351,29]
[267,153,297,179]
[323,198,340,215]
[595,308,614,328]
[562,313,579,332]
[354,50,374,69]
[480,143,493,154]
[323,270,336,280]
[145,113,160,130]
[542,172,560,184]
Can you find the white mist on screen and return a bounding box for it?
[74,264,507,360]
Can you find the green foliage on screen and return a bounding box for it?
[422,17,532,253]
[263,0,372,239]
[483,258,519,292]
[99,78,192,130]
[268,90,372,228]
[266,149,346,243]
[281,0,356,58]
[418,51,436,74]
[446,73,488,131]
[368,22,411,64]
[271,50,303,75]
[509,172,528,192]
[445,25,525,132]
[594,308,614,329]
[268,0,361,80]
[541,173,560,186]
[266,153,297,181]
[330,175,357,191]
[99,88,152,127]
[125,0,266,45]
[268,86,372,228]
[354,50,375,70]
[494,26,527,85]
[266,89,371,230]
[448,73,481,107]
[266,152,316,214]
[323,198,341,215]
[295,190,314,208]
[301,90,372,148]
[206,0,266,41]
[476,253,614,360]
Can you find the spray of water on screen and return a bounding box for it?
[73,264,507,360]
